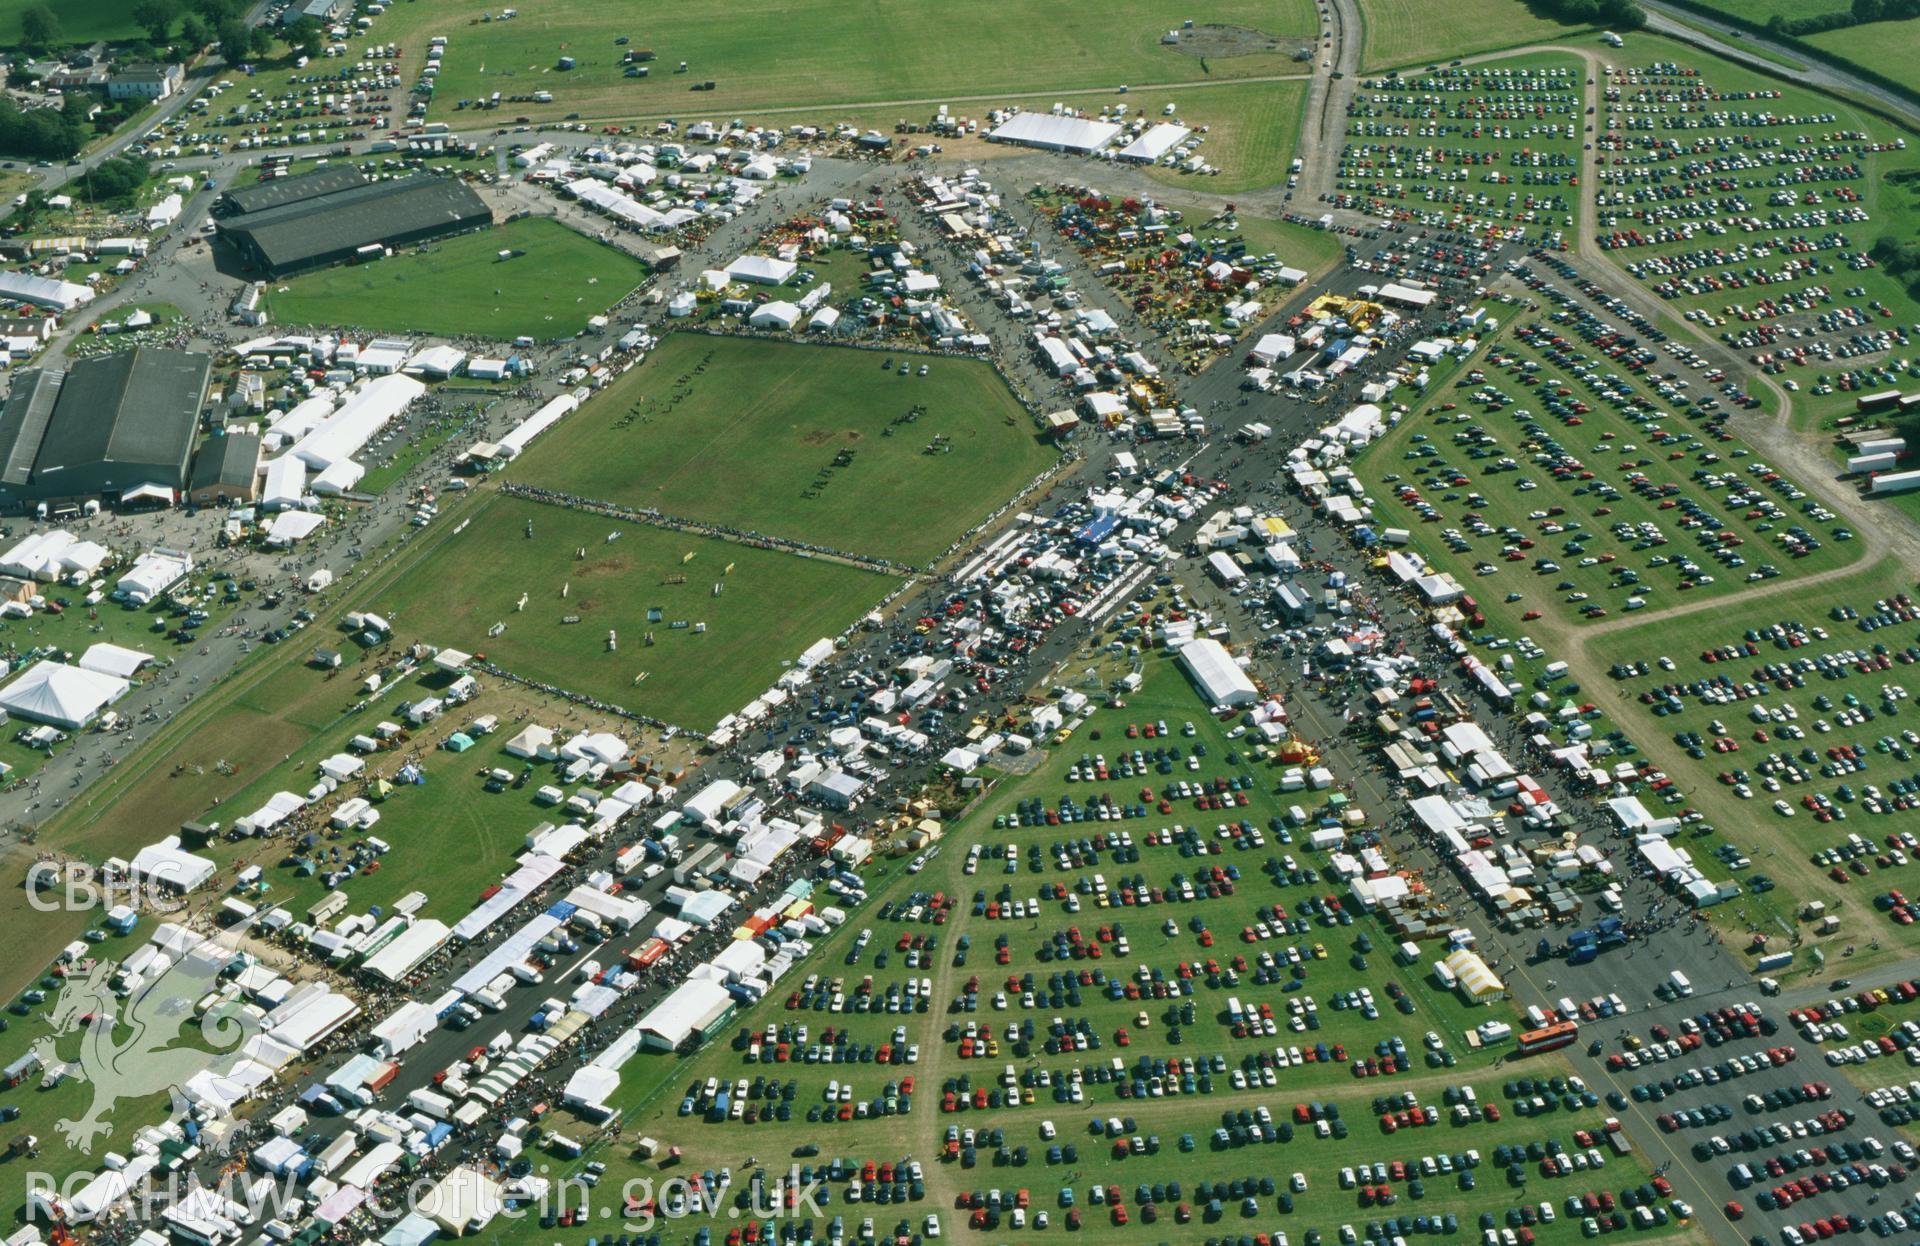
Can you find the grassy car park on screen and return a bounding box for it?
[517,657,1689,1246]
[1336,292,1888,943]
[0,913,180,1211]
[507,334,1057,567]
[1362,308,1861,631]
[1581,556,1920,970]
[1591,38,1920,432]
[260,216,652,342]
[1334,53,1584,238]
[369,493,899,731]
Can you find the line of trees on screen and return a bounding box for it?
[1758,0,1920,37]
[1871,233,1920,303]
[75,154,149,204]
[1527,0,1649,29]
[0,94,91,159]
[17,0,252,54]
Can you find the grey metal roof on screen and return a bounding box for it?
[33,348,209,478]
[0,369,64,487]
[190,432,261,491]
[219,175,491,271]
[219,165,366,216]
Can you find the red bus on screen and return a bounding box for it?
[1516,1020,1579,1057]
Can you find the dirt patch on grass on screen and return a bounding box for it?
[798,429,835,447]
[577,553,635,579]
[1161,23,1298,58]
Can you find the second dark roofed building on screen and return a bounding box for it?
[216,174,493,277]
[188,432,262,505]
[215,164,367,217]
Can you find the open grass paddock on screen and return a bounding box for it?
[508,334,1056,566]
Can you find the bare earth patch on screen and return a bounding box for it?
[1162,23,1299,58]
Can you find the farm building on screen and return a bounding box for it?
[1117,123,1190,163]
[280,0,349,25]
[188,432,263,505]
[0,529,109,581]
[1443,947,1504,1001]
[216,165,369,218]
[987,112,1121,153]
[216,175,493,277]
[116,549,192,604]
[1377,282,1437,309]
[0,348,212,512]
[78,643,153,680]
[724,254,797,285]
[126,835,217,893]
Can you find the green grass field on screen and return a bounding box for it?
[1682,0,1849,23]
[508,334,1056,566]
[1356,0,1597,71]
[1133,79,1309,193]
[812,78,1309,194]
[370,493,896,729]
[0,0,143,47]
[1805,17,1920,100]
[400,0,1316,124]
[261,216,650,343]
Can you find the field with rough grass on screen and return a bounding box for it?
[369,492,898,730]
[396,0,1317,123]
[261,215,650,342]
[507,334,1056,566]
[1356,0,1595,70]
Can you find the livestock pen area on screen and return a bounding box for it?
[506,334,1058,567]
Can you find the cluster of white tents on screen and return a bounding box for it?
[260,374,425,510]
[0,529,110,582]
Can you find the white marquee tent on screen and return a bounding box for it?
[0,659,129,728]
